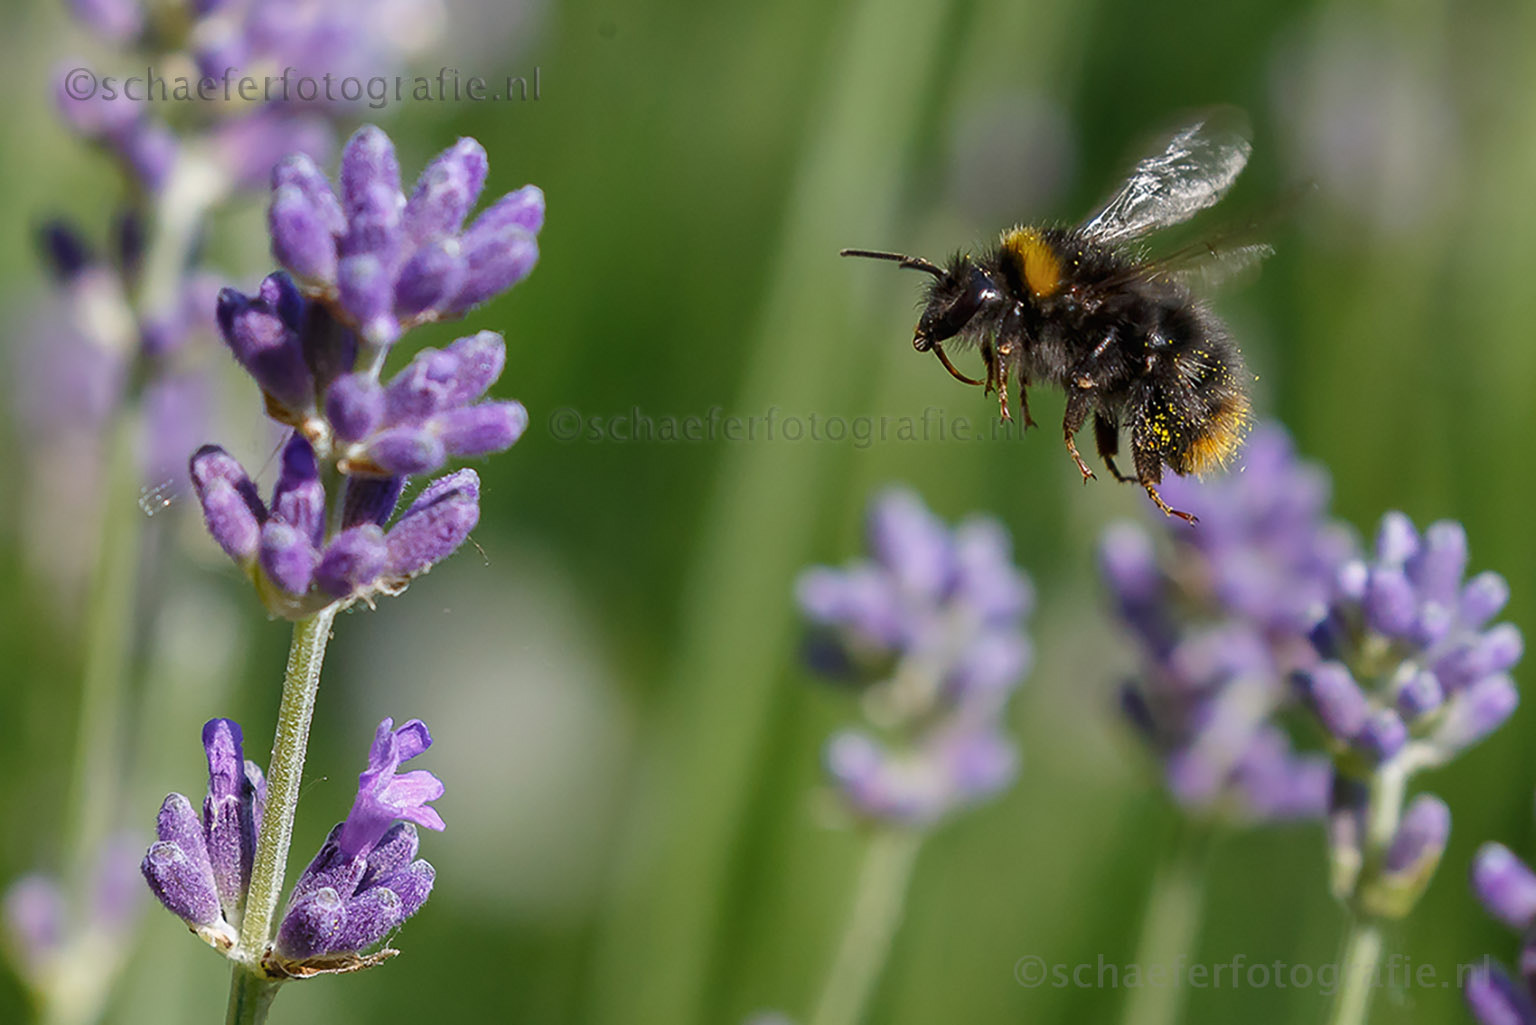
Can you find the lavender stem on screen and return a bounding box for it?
[808,829,923,1025]
[231,605,338,987]
[62,421,142,892]
[1120,823,1211,1025]
[225,964,280,1025]
[1325,917,1384,1025]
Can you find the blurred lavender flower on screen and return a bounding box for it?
[2,835,143,1022]
[1294,511,1521,918]
[1467,843,1536,1025]
[1101,424,1347,823]
[795,488,1032,825]
[273,719,440,964]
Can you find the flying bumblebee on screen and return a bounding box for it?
[844,113,1269,523]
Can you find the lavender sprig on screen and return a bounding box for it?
[793,488,1032,1025]
[130,126,543,1025]
[1290,512,1521,1025]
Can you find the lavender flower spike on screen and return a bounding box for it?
[797,487,1033,825]
[273,720,442,963]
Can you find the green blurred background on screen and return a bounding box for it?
[3,0,1535,1022]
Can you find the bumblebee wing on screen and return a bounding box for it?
[1079,110,1252,246]
[1133,239,1274,294]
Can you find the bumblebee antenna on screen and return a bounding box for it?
[839,248,946,279]
[928,341,983,386]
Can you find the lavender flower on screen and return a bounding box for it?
[1292,511,1521,921]
[270,127,544,352]
[273,719,441,963]
[140,719,265,951]
[1467,843,1536,1025]
[188,127,537,616]
[796,488,1032,825]
[1101,424,1345,823]
[191,439,484,617]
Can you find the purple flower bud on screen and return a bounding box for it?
[270,184,339,286]
[275,888,345,960]
[326,373,385,444]
[953,519,1032,623]
[384,347,463,423]
[1408,521,1468,604]
[357,823,420,891]
[271,436,325,546]
[376,860,434,920]
[154,794,212,878]
[216,281,313,413]
[331,886,402,952]
[467,184,545,235]
[1375,511,1419,566]
[38,220,93,281]
[430,401,528,456]
[393,239,465,318]
[1395,669,1444,721]
[342,476,406,529]
[285,827,366,908]
[442,331,507,407]
[383,470,480,578]
[315,526,388,598]
[445,226,539,313]
[1363,568,1416,637]
[1461,572,1511,628]
[202,720,258,916]
[273,154,346,236]
[3,876,65,978]
[259,520,320,596]
[141,842,222,927]
[190,446,266,564]
[866,488,954,598]
[1297,663,1369,740]
[336,719,445,860]
[337,254,400,346]
[403,137,488,243]
[1464,961,1535,1025]
[1433,674,1518,756]
[339,127,402,227]
[366,426,447,476]
[1472,843,1536,931]
[1355,708,1408,763]
[1382,793,1450,874]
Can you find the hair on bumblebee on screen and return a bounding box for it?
[842,111,1269,524]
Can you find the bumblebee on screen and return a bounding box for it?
[844,113,1269,522]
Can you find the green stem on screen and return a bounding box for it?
[1324,917,1383,1025]
[808,829,923,1025]
[61,418,143,892]
[235,606,338,962]
[1120,823,1210,1025]
[225,965,280,1025]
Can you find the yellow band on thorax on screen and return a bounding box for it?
[1001,226,1062,298]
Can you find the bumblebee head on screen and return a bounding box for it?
[840,249,1002,352]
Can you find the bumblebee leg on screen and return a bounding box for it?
[1129,432,1197,523]
[1062,391,1096,483]
[1143,482,1199,525]
[1018,377,1038,430]
[992,343,1013,422]
[1094,414,1135,483]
